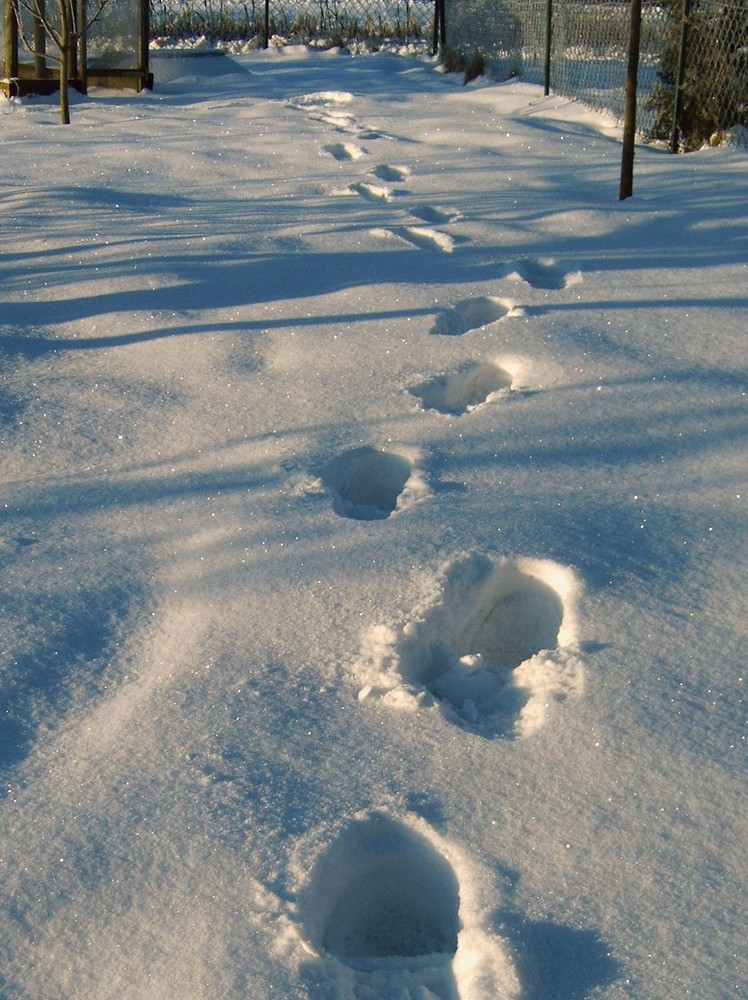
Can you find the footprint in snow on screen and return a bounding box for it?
[288,92,385,141]
[289,90,355,110]
[287,92,366,135]
[411,205,462,225]
[0,534,38,562]
[372,164,411,183]
[324,118,386,140]
[355,553,583,739]
[319,111,359,132]
[298,810,520,999]
[351,181,392,202]
[509,257,581,290]
[325,141,368,161]
[321,446,426,521]
[412,361,514,415]
[431,295,522,336]
[372,226,455,254]
[330,181,391,201]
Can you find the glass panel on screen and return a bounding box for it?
[16,3,54,69]
[86,0,140,69]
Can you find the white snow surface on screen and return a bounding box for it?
[1,46,746,1000]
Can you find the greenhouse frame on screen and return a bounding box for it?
[2,0,151,97]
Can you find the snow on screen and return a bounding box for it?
[1,45,746,1000]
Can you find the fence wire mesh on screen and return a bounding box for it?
[441,0,748,149]
[149,0,435,48]
[147,0,747,149]
[646,0,748,150]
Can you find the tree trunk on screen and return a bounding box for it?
[59,48,70,123]
[58,0,71,124]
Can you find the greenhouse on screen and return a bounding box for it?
[2,0,151,96]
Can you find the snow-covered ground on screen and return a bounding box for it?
[1,45,746,1000]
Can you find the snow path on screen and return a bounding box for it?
[1,48,746,999]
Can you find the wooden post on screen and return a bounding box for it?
[619,0,642,200]
[138,0,149,78]
[76,0,87,92]
[33,0,47,78]
[5,0,20,82]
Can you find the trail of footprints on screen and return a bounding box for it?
[288,89,588,997]
[289,89,462,253]
[0,90,598,1000]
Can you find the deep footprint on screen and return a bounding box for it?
[322,446,413,520]
[412,205,462,225]
[412,361,514,414]
[431,296,520,336]
[510,257,580,290]
[324,141,367,161]
[302,812,460,962]
[319,111,358,131]
[299,812,463,1000]
[298,811,521,998]
[351,181,391,202]
[373,164,411,183]
[356,554,582,738]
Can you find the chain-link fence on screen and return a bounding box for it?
[441,0,748,149]
[148,0,747,149]
[646,0,748,150]
[149,0,435,47]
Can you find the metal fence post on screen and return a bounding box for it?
[620,0,642,199]
[433,0,445,55]
[264,0,270,47]
[670,0,691,152]
[544,0,552,95]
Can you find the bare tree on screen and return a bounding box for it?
[11,0,111,123]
